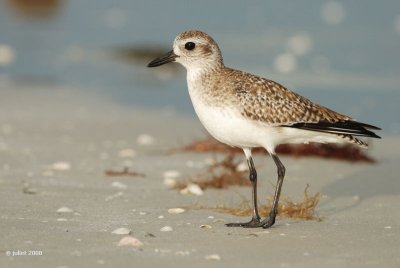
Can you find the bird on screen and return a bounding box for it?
[147,30,381,228]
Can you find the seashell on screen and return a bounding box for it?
[52,162,71,171]
[168,208,185,214]
[112,227,131,235]
[160,226,173,232]
[205,254,221,261]
[57,207,74,213]
[117,236,143,248]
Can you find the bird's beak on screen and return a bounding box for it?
[147,50,178,67]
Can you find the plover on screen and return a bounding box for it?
[147,30,381,228]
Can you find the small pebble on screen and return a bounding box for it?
[168,208,185,214]
[205,254,221,261]
[57,218,68,222]
[57,207,74,213]
[111,181,128,190]
[200,224,212,229]
[52,162,71,171]
[118,149,136,158]
[163,178,177,188]
[236,162,248,172]
[158,215,164,219]
[112,227,131,235]
[105,191,124,201]
[384,226,392,229]
[180,183,203,196]
[160,226,173,232]
[175,251,190,256]
[117,236,143,248]
[137,134,154,146]
[163,170,181,179]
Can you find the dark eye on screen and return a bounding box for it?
[185,42,195,51]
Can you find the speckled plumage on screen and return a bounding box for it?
[198,67,351,125]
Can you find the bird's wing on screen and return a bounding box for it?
[232,71,381,138]
[233,72,350,126]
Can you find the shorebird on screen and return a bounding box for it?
[147,30,381,228]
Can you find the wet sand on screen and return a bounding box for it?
[1,85,399,268]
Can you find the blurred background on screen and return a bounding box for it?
[0,0,399,134]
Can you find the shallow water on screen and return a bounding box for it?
[0,0,399,133]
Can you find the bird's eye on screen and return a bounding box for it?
[184,42,196,51]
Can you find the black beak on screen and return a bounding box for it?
[147,50,178,67]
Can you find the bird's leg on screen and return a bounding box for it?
[226,150,261,228]
[247,156,262,223]
[261,154,285,228]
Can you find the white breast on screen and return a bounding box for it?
[187,81,267,148]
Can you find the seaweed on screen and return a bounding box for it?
[172,136,376,163]
[191,185,321,221]
[173,154,250,191]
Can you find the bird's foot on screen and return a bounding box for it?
[260,213,276,229]
[226,216,262,228]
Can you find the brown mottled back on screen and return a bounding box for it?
[220,68,351,126]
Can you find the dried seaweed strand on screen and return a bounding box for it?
[173,153,250,191]
[189,185,321,221]
[170,137,375,163]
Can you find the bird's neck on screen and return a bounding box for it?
[187,63,224,84]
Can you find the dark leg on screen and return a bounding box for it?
[261,154,285,228]
[226,151,262,228]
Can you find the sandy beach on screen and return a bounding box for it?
[1,85,399,268]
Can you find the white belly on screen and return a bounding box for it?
[192,101,266,148]
[187,84,276,150]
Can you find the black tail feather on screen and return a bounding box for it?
[286,120,381,139]
[352,121,381,130]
